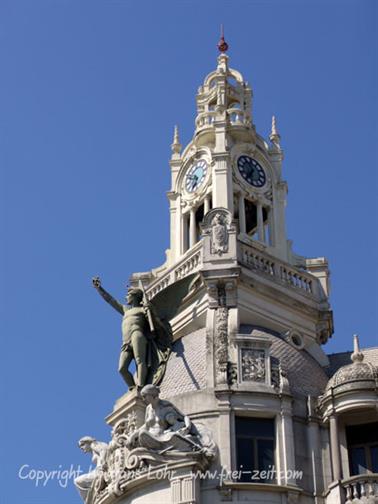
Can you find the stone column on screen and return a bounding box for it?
[189,208,196,248]
[329,414,342,481]
[217,392,232,473]
[267,206,275,246]
[273,182,288,259]
[212,154,233,213]
[182,213,189,253]
[238,193,246,234]
[281,400,296,486]
[257,200,265,242]
[307,397,323,501]
[204,194,211,215]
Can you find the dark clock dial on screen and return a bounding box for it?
[185,160,208,193]
[237,156,266,188]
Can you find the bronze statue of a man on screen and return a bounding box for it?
[92,277,171,390]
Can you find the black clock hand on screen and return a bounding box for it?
[191,175,198,190]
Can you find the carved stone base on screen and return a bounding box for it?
[95,460,203,504]
[105,389,146,428]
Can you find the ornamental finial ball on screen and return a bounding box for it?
[217,24,228,53]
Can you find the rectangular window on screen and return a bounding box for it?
[235,417,275,482]
[346,422,378,476]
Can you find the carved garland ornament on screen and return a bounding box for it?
[241,348,266,382]
[215,306,229,374]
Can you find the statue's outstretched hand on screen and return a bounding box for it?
[92,276,101,289]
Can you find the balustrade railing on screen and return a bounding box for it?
[227,108,245,125]
[174,251,201,281]
[195,109,249,130]
[146,243,202,299]
[342,474,378,503]
[280,266,313,294]
[241,247,275,277]
[239,241,318,299]
[147,277,170,299]
[145,239,320,302]
[195,111,217,130]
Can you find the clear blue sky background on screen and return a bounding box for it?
[1,0,377,502]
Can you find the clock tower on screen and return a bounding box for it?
[76,37,378,504]
[161,47,332,353]
[168,51,313,270]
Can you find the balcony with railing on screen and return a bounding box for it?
[143,236,326,307]
[195,111,217,132]
[238,240,324,302]
[145,241,202,299]
[342,474,378,503]
[195,107,251,133]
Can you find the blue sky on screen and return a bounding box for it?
[1,0,377,502]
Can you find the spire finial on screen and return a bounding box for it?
[351,334,364,363]
[217,24,229,53]
[171,125,182,156]
[271,115,278,136]
[269,115,281,147]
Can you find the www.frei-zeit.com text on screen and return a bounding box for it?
[18,464,303,488]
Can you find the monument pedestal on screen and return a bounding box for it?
[105,388,146,428]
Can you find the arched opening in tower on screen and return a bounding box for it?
[195,203,204,242]
[242,199,269,243]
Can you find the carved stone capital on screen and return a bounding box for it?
[202,272,239,309]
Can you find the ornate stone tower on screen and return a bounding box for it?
[76,40,378,504]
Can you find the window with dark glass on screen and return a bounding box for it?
[235,417,275,482]
[346,422,378,475]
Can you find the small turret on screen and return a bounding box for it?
[171,125,182,159]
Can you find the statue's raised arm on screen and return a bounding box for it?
[92,277,124,315]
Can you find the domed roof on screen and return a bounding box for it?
[326,335,378,392]
[249,327,329,396]
[159,326,330,399]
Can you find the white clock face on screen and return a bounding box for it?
[185,160,208,193]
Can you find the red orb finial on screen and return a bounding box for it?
[217,24,228,53]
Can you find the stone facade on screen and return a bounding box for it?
[76,44,378,504]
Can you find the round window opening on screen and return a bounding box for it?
[290,333,303,348]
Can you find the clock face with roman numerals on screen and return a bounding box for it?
[185,160,208,193]
[237,156,266,188]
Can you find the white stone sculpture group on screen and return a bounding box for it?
[75,385,216,503]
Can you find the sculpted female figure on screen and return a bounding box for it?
[126,385,202,453]
[74,437,108,501]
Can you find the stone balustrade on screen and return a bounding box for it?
[195,111,217,130]
[343,474,378,503]
[146,239,322,303]
[147,276,170,299]
[174,250,201,281]
[239,241,320,300]
[227,108,245,125]
[280,265,313,294]
[146,243,202,299]
[195,109,248,131]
